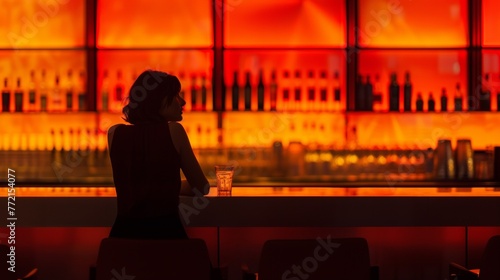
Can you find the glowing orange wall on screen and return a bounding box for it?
[0,0,85,48]
[483,0,500,46]
[97,0,213,48]
[358,0,468,47]
[225,0,346,47]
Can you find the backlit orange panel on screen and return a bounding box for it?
[482,51,500,111]
[348,113,500,150]
[358,0,468,47]
[0,0,85,48]
[358,50,468,112]
[483,0,500,46]
[225,0,346,47]
[97,0,213,48]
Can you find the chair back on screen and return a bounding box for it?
[258,237,371,280]
[96,238,211,280]
[478,235,500,280]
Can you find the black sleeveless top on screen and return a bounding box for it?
[109,122,186,239]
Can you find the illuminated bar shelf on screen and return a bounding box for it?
[1,0,500,185]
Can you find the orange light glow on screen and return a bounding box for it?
[225,0,346,47]
[358,0,468,47]
[483,0,500,46]
[348,112,500,150]
[2,186,500,197]
[0,0,85,48]
[97,0,213,48]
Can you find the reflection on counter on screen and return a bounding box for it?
[1,186,500,198]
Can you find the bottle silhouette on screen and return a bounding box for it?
[40,70,48,112]
[454,83,463,111]
[479,73,491,111]
[281,70,290,111]
[389,72,400,112]
[416,93,424,112]
[403,71,412,112]
[28,70,36,112]
[355,75,365,111]
[293,70,302,111]
[365,75,374,111]
[440,88,448,112]
[201,74,208,111]
[101,70,109,112]
[231,71,239,111]
[306,70,315,111]
[373,74,383,111]
[333,71,341,103]
[269,70,277,111]
[115,70,125,112]
[66,70,74,111]
[2,78,10,112]
[52,74,62,112]
[190,74,199,111]
[428,93,435,112]
[257,69,265,111]
[14,78,23,112]
[319,71,328,111]
[78,70,87,111]
[244,71,252,111]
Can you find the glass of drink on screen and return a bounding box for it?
[215,165,235,196]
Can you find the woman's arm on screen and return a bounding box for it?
[169,122,210,196]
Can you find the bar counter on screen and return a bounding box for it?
[2,185,500,227]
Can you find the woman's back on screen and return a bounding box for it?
[109,122,181,219]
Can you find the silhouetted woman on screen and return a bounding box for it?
[107,70,209,239]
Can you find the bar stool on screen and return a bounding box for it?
[244,237,376,280]
[449,235,500,280]
[94,238,212,280]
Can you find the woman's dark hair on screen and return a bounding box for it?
[122,70,181,124]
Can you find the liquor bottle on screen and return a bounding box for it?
[101,70,109,112]
[257,69,264,111]
[40,70,48,112]
[66,70,74,111]
[389,72,400,112]
[365,75,374,111]
[28,70,37,112]
[231,71,239,111]
[428,93,436,112]
[440,88,448,112]
[1,78,10,112]
[190,74,198,111]
[293,70,302,111]
[479,73,491,111]
[244,71,252,111]
[333,71,341,111]
[281,70,290,111]
[416,93,424,112]
[355,75,365,111]
[201,74,208,111]
[78,70,87,111]
[454,83,463,111]
[269,70,277,111]
[14,78,23,112]
[52,74,62,112]
[403,71,412,112]
[319,70,328,111]
[373,74,383,111]
[306,70,315,111]
[115,70,125,112]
